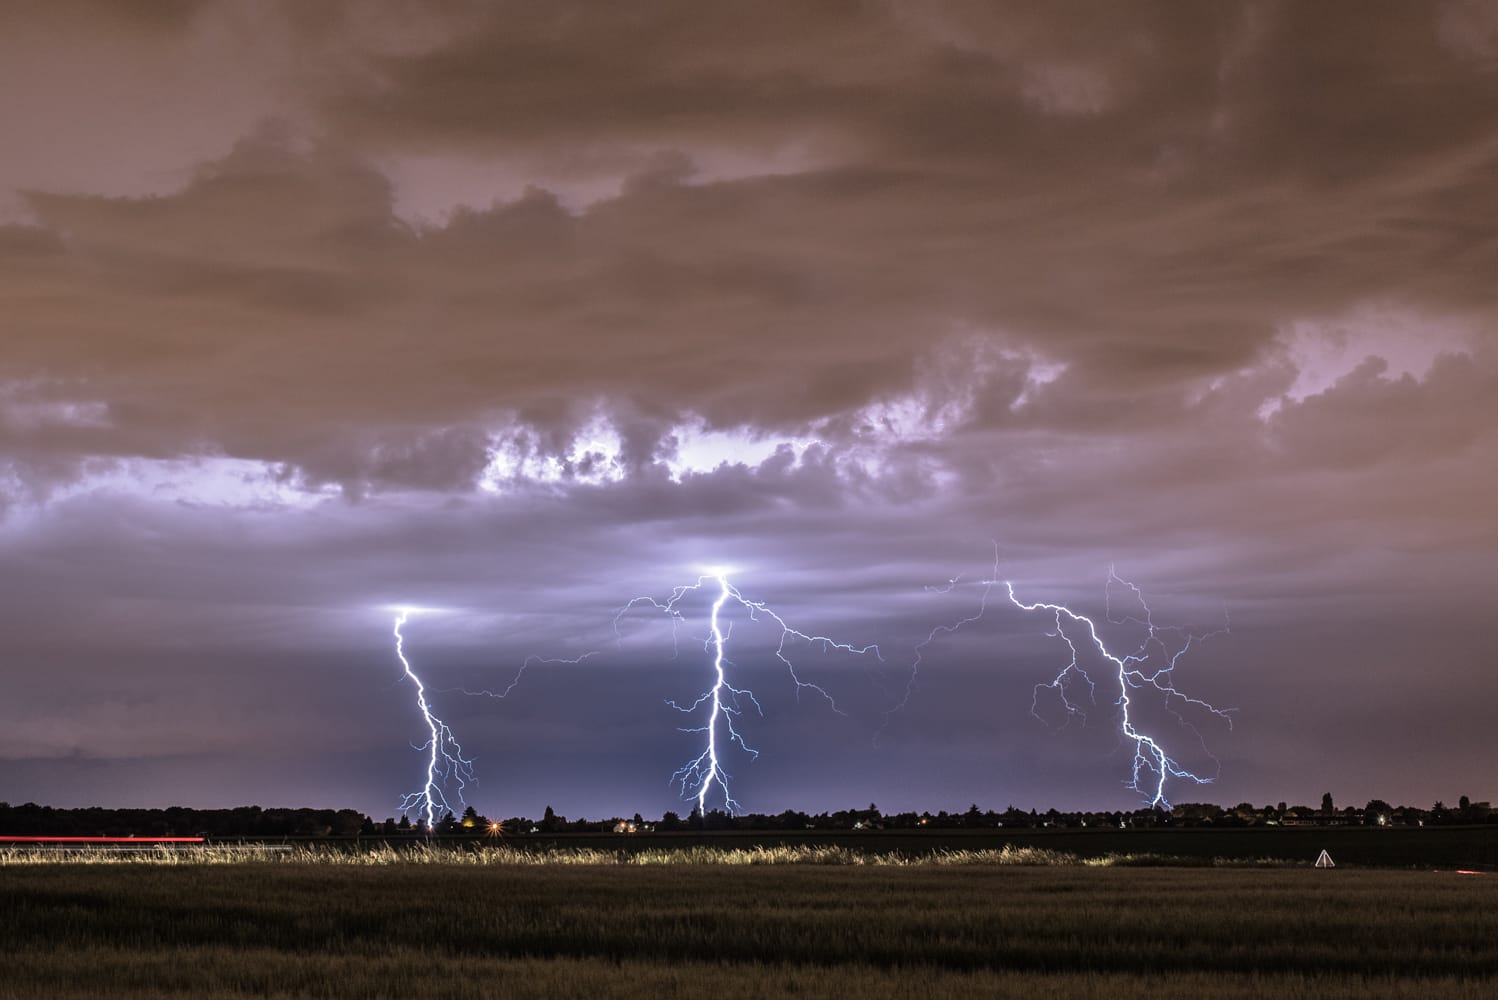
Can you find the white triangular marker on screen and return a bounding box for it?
[1315,849,1335,868]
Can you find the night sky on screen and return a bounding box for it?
[2,1,1495,821]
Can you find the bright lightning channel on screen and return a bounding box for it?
[616,570,882,816]
[391,609,475,830]
[1006,572,1234,808]
[886,548,1234,808]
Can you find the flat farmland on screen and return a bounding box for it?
[513,824,1498,868]
[2,855,1495,999]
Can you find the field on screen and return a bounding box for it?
[3,838,1496,999]
[514,823,1498,868]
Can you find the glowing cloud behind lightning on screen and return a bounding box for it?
[391,609,474,829]
[616,570,882,815]
[1005,571,1234,808]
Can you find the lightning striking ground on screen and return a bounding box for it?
[1007,572,1234,808]
[391,610,474,829]
[885,549,1234,808]
[616,571,882,815]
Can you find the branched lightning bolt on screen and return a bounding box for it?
[883,545,1234,808]
[444,651,601,699]
[615,571,882,815]
[880,563,999,735]
[391,610,475,829]
[1006,572,1235,808]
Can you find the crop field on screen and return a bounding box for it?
[2,844,1495,999]
[510,824,1498,869]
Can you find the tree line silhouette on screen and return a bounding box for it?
[2,795,1492,839]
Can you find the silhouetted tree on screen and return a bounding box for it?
[540,805,561,833]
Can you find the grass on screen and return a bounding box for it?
[514,824,1498,868]
[2,847,1495,997]
[0,842,1133,866]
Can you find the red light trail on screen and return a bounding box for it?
[0,836,205,843]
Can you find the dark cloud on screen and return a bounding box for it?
[0,0,210,34]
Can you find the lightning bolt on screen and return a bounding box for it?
[443,651,601,700]
[879,565,998,737]
[1006,572,1234,808]
[884,546,1234,808]
[391,610,474,830]
[615,570,882,816]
